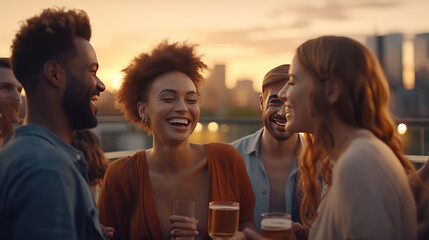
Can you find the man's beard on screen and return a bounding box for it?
[62,71,98,130]
[0,100,21,139]
[263,113,292,142]
[63,87,98,130]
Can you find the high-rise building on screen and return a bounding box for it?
[200,64,229,116]
[383,34,404,89]
[414,33,429,116]
[367,33,403,89]
[230,79,259,109]
[366,33,421,117]
[415,33,429,82]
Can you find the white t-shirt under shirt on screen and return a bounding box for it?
[309,130,417,240]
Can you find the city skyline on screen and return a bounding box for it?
[1,0,429,91]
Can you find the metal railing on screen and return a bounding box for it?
[104,150,427,168]
[96,116,429,168]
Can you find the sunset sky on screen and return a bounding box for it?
[1,0,428,92]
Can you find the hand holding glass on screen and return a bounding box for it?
[173,200,197,240]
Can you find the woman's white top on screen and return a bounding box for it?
[309,130,417,240]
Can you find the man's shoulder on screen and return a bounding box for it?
[0,137,78,201]
[231,134,253,147]
[0,135,73,175]
[2,134,64,158]
[230,129,262,149]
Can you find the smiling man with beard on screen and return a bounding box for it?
[0,8,112,240]
[0,58,22,149]
[231,64,304,233]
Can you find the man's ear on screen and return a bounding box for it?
[325,78,341,105]
[259,94,264,111]
[43,60,64,88]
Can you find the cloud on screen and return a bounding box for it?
[248,21,311,32]
[200,19,311,43]
[349,0,400,9]
[199,26,305,55]
[270,0,401,21]
[198,21,373,57]
[280,5,348,20]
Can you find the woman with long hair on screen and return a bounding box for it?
[277,36,417,239]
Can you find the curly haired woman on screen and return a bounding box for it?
[98,41,255,240]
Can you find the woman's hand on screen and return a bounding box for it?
[292,222,309,240]
[242,225,305,240]
[228,231,246,240]
[169,215,199,240]
[100,223,115,239]
[242,228,266,240]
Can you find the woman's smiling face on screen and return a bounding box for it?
[139,71,200,143]
[278,56,318,134]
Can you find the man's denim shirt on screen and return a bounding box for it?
[0,124,104,240]
[231,128,301,232]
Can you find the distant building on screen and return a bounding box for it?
[366,33,421,117]
[97,90,122,116]
[230,79,259,109]
[414,33,429,116]
[367,33,403,89]
[200,64,230,116]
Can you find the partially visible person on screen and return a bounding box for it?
[231,65,306,236]
[98,40,255,240]
[0,58,22,149]
[0,8,113,239]
[278,36,417,239]
[413,160,429,239]
[417,160,429,182]
[72,129,109,202]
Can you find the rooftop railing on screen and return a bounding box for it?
[96,116,428,169]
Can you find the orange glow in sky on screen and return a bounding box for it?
[1,0,429,92]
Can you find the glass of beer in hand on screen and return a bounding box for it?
[208,201,239,239]
[173,200,197,240]
[260,212,293,240]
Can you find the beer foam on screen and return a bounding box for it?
[261,218,292,230]
[209,205,239,210]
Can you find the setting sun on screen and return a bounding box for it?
[110,72,123,91]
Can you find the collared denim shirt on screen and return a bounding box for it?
[231,128,301,232]
[0,124,105,240]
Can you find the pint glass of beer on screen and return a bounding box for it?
[208,201,239,239]
[260,212,293,240]
[173,200,197,240]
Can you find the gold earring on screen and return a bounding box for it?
[141,116,148,123]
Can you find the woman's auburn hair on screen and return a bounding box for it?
[71,129,109,186]
[295,36,417,226]
[115,40,207,133]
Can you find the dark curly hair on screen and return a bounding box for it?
[72,129,108,186]
[116,40,207,132]
[10,7,91,88]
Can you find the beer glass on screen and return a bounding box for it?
[173,200,197,240]
[260,212,293,240]
[208,201,240,239]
